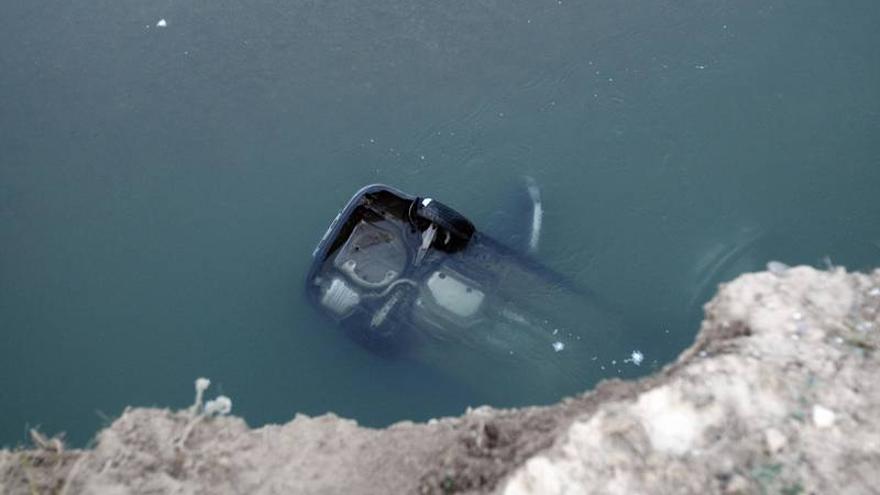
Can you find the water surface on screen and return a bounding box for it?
[1,0,879,446]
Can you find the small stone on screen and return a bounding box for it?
[764,428,786,453]
[813,405,836,428]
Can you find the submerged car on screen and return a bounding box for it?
[305,183,630,400]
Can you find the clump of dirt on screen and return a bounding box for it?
[0,430,82,495]
[1,266,877,495]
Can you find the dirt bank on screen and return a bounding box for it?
[2,266,878,494]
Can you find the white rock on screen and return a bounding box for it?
[813,405,835,428]
[765,428,786,453]
[636,387,707,455]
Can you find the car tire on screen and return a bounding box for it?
[416,199,475,250]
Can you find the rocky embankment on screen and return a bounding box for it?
[2,266,878,494]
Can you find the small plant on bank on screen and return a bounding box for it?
[177,377,233,449]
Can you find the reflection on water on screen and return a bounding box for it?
[687,227,765,314]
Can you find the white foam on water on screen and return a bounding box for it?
[625,350,644,366]
[525,176,542,254]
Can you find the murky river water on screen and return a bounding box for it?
[1,0,878,446]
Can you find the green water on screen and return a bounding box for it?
[1,0,878,447]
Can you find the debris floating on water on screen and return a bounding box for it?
[625,350,644,366]
[552,341,565,352]
[156,18,168,27]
